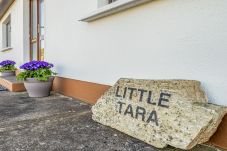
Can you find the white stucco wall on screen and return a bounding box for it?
[1,0,226,106]
[45,0,227,106]
[0,0,29,67]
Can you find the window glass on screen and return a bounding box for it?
[6,20,11,47]
[108,0,118,4]
[2,15,11,48]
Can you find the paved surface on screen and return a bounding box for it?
[0,91,224,151]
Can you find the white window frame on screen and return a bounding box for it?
[2,14,12,50]
[80,0,153,22]
[108,0,118,4]
[5,20,11,47]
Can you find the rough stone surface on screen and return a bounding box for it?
[92,78,227,150]
[0,91,223,151]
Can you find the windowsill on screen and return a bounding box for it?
[79,0,152,22]
[1,47,13,52]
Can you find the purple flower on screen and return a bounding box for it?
[20,61,54,71]
[0,60,16,67]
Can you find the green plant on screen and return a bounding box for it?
[17,68,56,81]
[17,61,56,81]
[0,60,17,72]
[0,64,17,72]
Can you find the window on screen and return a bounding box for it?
[80,0,152,22]
[108,0,118,4]
[2,15,11,48]
[5,20,11,47]
[98,0,118,8]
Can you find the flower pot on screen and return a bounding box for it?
[0,71,15,77]
[24,77,54,97]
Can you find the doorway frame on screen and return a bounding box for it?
[29,0,41,61]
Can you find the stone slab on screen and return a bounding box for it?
[92,78,227,150]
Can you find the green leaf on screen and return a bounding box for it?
[16,68,57,81]
[0,65,17,72]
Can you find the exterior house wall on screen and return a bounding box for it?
[0,1,227,148]
[22,0,30,64]
[45,0,227,106]
[0,0,29,67]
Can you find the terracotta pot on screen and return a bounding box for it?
[24,77,54,97]
[0,71,15,77]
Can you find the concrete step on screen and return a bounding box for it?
[0,76,25,92]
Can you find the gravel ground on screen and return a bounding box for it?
[0,91,223,151]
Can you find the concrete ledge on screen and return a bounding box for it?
[79,0,153,22]
[1,47,13,52]
[0,76,25,92]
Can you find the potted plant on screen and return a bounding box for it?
[17,61,56,97]
[0,60,17,77]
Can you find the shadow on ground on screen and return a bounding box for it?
[0,92,223,151]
